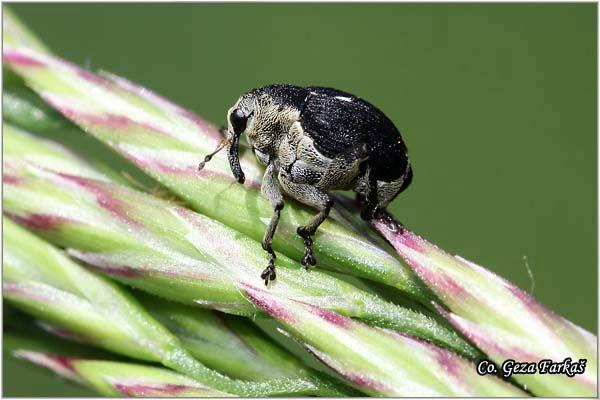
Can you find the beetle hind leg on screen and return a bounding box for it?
[358,168,406,232]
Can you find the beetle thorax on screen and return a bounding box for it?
[246,96,300,155]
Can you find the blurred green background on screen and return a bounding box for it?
[3,3,596,396]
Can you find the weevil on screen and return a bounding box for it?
[199,84,413,285]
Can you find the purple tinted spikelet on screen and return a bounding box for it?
[3,218,348,396]
[372,220,597,396]
[14,351,233,397]
[242,284,526,397]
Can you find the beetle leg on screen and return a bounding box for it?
[260,162,284,285]
[359,166,378,220]
[297,197,333,268]
[278,170,332,269]
[359,168,402,232]
[355,192,367,208]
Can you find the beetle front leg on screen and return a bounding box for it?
[261,203,282,285]
[260,163,284,285]
[278,171,333,269]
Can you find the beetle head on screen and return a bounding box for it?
[200,86,298,185]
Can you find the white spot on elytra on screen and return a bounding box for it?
[335,96,352,102]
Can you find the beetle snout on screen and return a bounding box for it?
[224,106,247,185]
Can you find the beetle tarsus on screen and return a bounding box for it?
[355,193,367,208]
[298,229,317,268]
[380,211,401,233]
[301,247,317,268]
[361,204,403,233]
[377,209,403,233]
[261,253,277,286]
[359,203,376,221]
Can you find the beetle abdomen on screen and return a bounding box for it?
[299,88,409,182]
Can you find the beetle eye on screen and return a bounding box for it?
[230,108,248,134]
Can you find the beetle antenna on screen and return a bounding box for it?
[227,131,245,184]
[198,138,231,171]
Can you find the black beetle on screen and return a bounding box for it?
[199,84,413,285]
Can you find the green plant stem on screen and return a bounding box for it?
[3,218,349,396]
[3,123,478,360]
